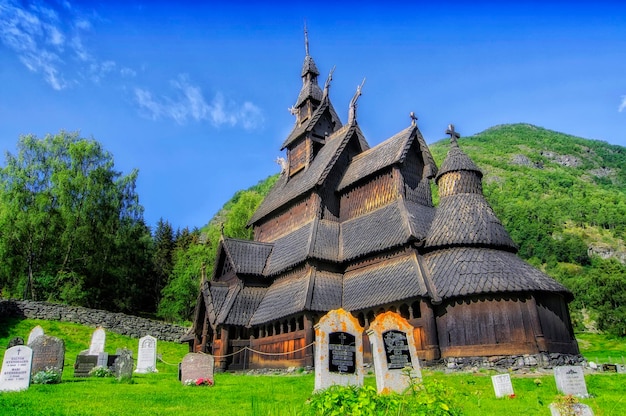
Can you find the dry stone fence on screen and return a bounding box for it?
[0,299,188,342]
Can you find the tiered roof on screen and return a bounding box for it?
[191,49,572,333]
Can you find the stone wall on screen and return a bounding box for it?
[0,299,189,342]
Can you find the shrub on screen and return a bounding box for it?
[89,365,113,378]
[32,367,62,384]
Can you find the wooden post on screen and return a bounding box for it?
[528,296,548,352]
[421,300,441,361]
[218,326,230,371]
[303,314,314,367]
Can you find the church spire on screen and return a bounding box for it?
[292,26,323,123]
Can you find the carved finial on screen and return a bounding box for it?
[304,22,309,56]
[446,124,460,146]
[201,262,207,285]
[323,66,335,95]
[275,156,288,175]
[288,106,297,116]
[348,78,366,124]
[410,112,418,126]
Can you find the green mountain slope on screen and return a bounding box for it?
[188,123,626,335]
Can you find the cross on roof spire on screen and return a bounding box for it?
[446,124,460,146]
[410,112,418,126]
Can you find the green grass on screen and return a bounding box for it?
[576,332,626,364]
[1,318,626,415]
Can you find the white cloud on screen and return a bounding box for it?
[134,74,264,131]
[0,0,117,90]
[619,96,626,113]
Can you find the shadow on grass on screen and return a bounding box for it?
[0,316,26,339]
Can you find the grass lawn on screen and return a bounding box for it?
[1,317,625,415]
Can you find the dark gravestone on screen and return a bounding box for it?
[602,364,617,373]
[74,355,98,377]
[112,349,133,380]
[30,335,65,378]
[328,332,356,374]
[7,337,24,349]
[383,330,412,370]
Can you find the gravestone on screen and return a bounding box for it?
[27,325,45,345]
[7,337,24,349]
[554,366,589,398]
[549,402,594,416]
[491,373,514,398]
[112,349,133,380]
[88,327,106,355]
[30,335,65,378]
[97,352,109,368]
[314,308,364,391]
[0,346,33,392]
[135,335,158,373]
[180,353,214,385]
[602,364,617,373]
[367,311,421,394]
[74,355,98,377]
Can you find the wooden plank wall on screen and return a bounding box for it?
[247,329,309,368]
[340,172,399,221]
[535,294,579,354]
[254,194,318,242]
[436,295,539,357]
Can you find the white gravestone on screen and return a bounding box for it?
[27,325,45,345]
[554,366,589,398]
[0,346,33,392]
[491,373,514,398]
[135,335,158,373]
[314,308,364,391]
[89,327,106,355]
[367,311,422,394]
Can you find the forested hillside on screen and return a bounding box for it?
[168,123,626,334]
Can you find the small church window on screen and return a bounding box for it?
[400,304,410,319]
[357,312,365,327]
[411,301,421,319]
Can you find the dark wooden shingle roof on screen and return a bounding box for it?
[309,270,343,311]
[263,221,315,276]
[423,247,572,300]
[222,238,273,276]
[251,123,365,225]
[436,143,482,182]
[250,269,311,325]
[424,193,517,251]
[338,124,437,191]
[282,91,343,150]
[341,198,432,261]
[343,255,429,311]
[224,286,267,326]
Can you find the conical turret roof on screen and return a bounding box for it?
[424,128,517,251]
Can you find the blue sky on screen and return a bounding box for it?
[1,1,625,231]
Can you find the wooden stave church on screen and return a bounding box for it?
[182,43,579,370]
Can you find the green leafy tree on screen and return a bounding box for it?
[0,131,151,312]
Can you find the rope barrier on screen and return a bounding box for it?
[157,342,315,364]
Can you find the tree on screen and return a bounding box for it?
[0,131,150,312]
[150,218,175,310]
